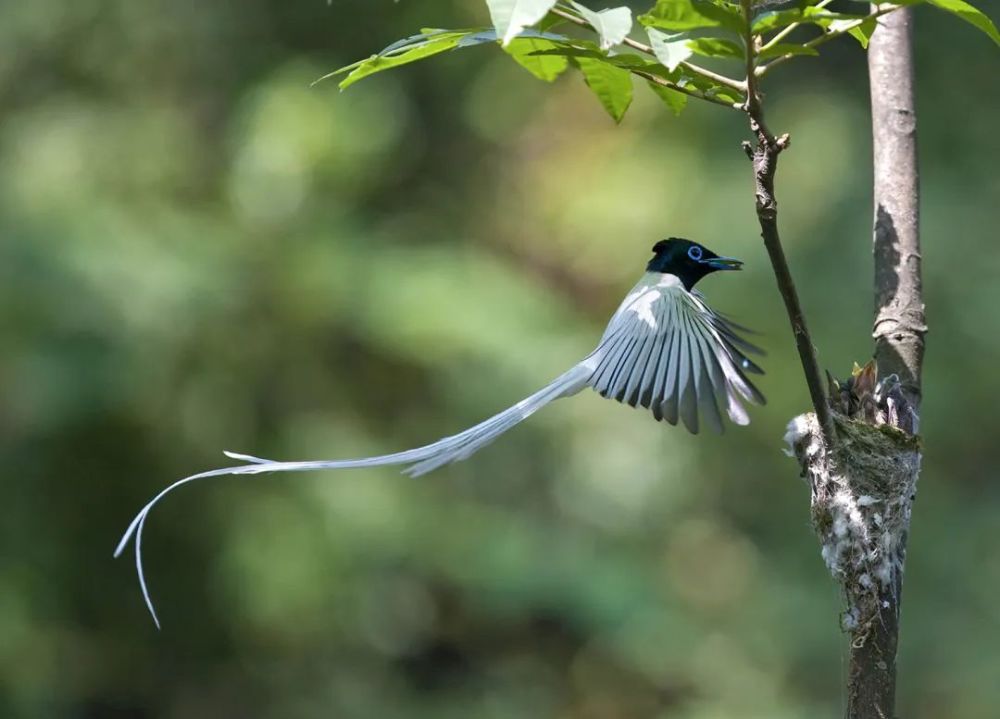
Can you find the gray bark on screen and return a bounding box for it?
[869,8,927,410]
[788,9,927,719]
[843,8,925,719]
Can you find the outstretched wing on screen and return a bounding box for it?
[584,273,765,433]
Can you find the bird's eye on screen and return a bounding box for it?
[687,246,703,261]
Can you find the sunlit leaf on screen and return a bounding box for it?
[687,37,743,59]
[639,0,746,34]
[530,45,648,66]
[456,28,567,47]
[646,80,688,115]
[315,29,478,86]
[530,45,668,74]
[751,7,864,34]
[756,42,820,61]
[576,56,633,122]
[506,37,571,80]
[569,2,634,50]
[647,27,693,71]
[320,28,574,89]
[827,15,877,48]
[926,0,1000,46]
[382,30,453,55]
[534,39,744,105]
[336,33,469,90]
[487,0,560,45]
[677,73,744,104]
[538,11,566,32]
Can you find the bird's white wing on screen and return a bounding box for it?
[584,273,765,434]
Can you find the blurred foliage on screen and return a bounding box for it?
[1,1,999,718]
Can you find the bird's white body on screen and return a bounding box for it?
[116,269,764,626]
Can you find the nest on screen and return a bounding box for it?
[785,369,922,636]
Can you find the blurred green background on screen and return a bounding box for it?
[2,1,998,717]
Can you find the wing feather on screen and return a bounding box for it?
[638,300,668,409]
[586,273,765,432]
[606,336,639,399]
[591,330,632,396]
[687,311,727,434]
[675,305,699,433]
[622,326,656,406]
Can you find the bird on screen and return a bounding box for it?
[115,237,765,626]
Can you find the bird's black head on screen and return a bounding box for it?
[646,238,743,290]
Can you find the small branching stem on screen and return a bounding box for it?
[739,0,836,448]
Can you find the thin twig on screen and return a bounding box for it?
[738,0,837,448]
[757,3,903,76]
[549,6,747,92]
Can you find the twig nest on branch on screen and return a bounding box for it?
[784,369,921,635]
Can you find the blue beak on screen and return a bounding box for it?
[704,256,743,271]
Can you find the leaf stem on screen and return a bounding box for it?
[739,0,837,448]
[549,6,747,92]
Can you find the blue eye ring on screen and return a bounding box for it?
[687,246,703,261]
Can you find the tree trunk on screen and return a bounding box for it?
[869,10,926,410]
[785,9,926,719]
[842,7,926,719]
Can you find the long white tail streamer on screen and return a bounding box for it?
[113,364,593,627]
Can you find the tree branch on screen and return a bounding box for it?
[739,0,836,448]
[845,8,925,718]
[869,10,926,410]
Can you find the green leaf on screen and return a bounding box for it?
[487,0,560,45]
[568,2,634,50]
[456,28,567,47]
[547,41,743,105]
[751,7,864,34]
[926,0,1000,46]
[506,37,571,80]
[647,27,693,71]
[646,80,688,115]
[530,45,646,64]
[336,32,469,90]
[756,42,820,61]
[639,0,746,34]
[828,15,876,48]
[319,27,573,90]
[576,56,633,122]
[676,72,744,104]
[848,16,877,48]
[538,11,566,32]
[687,37,744,59]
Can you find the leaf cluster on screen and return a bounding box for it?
[318,0,998,123]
